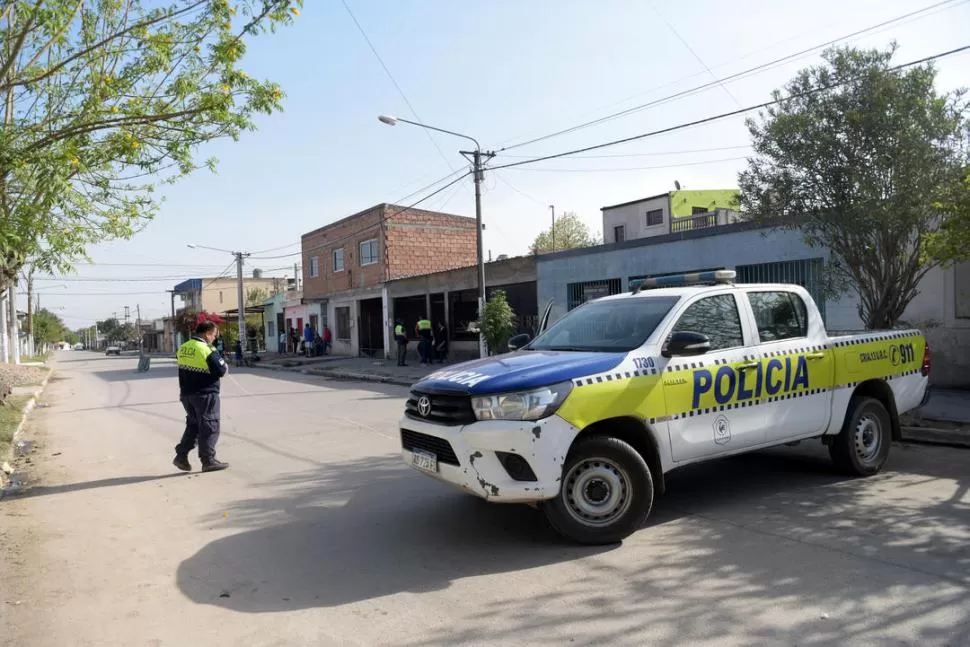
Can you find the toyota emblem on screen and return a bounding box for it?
[417,396,431,417]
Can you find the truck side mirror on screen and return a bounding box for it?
[662,331,711,358]
[507,333,531,351]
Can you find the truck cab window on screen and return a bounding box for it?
[748,291,808,342]
[671,294,743,350]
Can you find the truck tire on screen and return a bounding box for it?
[829,396,891,476]
[543,436,654,545]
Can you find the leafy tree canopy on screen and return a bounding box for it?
[738,44,970,329]
[0,0,302,288]
[530,211,600,254]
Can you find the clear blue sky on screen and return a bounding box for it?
[32,0,970,327]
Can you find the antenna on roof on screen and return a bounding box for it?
[674,180,682,190]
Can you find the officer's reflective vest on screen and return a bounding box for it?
[394,324,405,337]
[177,338,213,373]
[417,319,431,331]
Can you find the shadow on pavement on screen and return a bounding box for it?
[9,473,187,499]
[177,444,970,646]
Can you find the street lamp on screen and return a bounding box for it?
[378,114,492,358]
[186,243,251,357]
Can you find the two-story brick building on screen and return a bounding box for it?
[301,203,478,357]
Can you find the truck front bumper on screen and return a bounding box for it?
[398,414,580,503]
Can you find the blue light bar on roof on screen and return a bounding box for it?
[630,269,736,293]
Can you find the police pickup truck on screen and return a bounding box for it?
[399,270,931,544]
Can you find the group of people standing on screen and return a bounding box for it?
[394,315,448,366]
[278,324,331,357]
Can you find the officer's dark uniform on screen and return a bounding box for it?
[394,322,408,366]
[175,335,228,470]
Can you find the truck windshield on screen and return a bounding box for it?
[527,296,680,353]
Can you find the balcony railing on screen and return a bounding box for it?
[670,211,722,233]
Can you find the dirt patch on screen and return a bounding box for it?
[0,364,50,388]
[0,394,33,458]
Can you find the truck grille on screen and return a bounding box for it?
[405,391,476,426]
[401,429,461,466]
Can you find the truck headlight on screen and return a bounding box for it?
[471,382,573,421]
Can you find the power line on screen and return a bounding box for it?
[488,44,970,171]
[249,170,472,261]
[497,0,967,152]
[651,3,742,108]
[250,171,473,261]
[340,0,464,185]
[502,155,750,173]
[497,144,752,160]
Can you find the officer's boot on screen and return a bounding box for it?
[173,453,191,472]
[201,458,229,472]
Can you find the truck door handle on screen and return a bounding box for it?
[738,362,759,370]
[805,353,826,360]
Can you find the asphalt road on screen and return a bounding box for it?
[2,352,969,646]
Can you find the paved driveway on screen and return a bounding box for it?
[1,353,968,646]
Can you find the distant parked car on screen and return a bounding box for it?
[105,345,121,356]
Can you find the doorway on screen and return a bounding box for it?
[358,297,385,358]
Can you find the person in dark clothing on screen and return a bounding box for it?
[174,321,229,473]
[434,321,448,364]
[394,319,408,366]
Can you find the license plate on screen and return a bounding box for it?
[411,449,438,473]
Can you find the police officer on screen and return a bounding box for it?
[173,320,229,472]
[416,315,433,365]
[394,319,408,366]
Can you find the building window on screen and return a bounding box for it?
[955,261,970,319]
[567,278,622,311]
[333,248,345,272]
[736,258,826,323]
[646,209,664,226]
[614,225,625,243]
[219,291,223,304]
[359,239,378,266]
[692,206,709,215]
[335,306,351,340]
[267,321,276,339]
[309,314,319,334]
[748,291,809,342]
[309,256,319,278]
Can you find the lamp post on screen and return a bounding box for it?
[378,115,492,358]
[187,244,251,356]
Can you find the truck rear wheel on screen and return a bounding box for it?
[829,396,891,476]
[543,436,654,545]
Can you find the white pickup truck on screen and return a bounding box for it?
[399,270,931,544]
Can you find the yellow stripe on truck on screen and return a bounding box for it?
[555,330,925,431]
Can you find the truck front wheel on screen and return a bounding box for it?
[829,396,891,476]
[543,436,654,545]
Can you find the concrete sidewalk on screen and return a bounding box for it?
[253,353,445,387]
[900,388,970,448]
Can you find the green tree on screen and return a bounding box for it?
[530,212,600,254]
[97,317,122,341]
[481,290,517,355]
[33,308,67,345]
[0,0,302,291]
[738,45,970,329]
[923,168,970,262]
[246,286,269,306]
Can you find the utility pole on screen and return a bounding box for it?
[460,147,495,358]
[136,304,142,353]
[26,271,34,358]
[549,205,556,253]
[235,251,250,356]
[7,283,20,364]
[167,290,176,353]
[123,305,130,324]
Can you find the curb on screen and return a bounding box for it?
[250,362,415,388]
[1,367,52,490]
[900,425,970,449]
